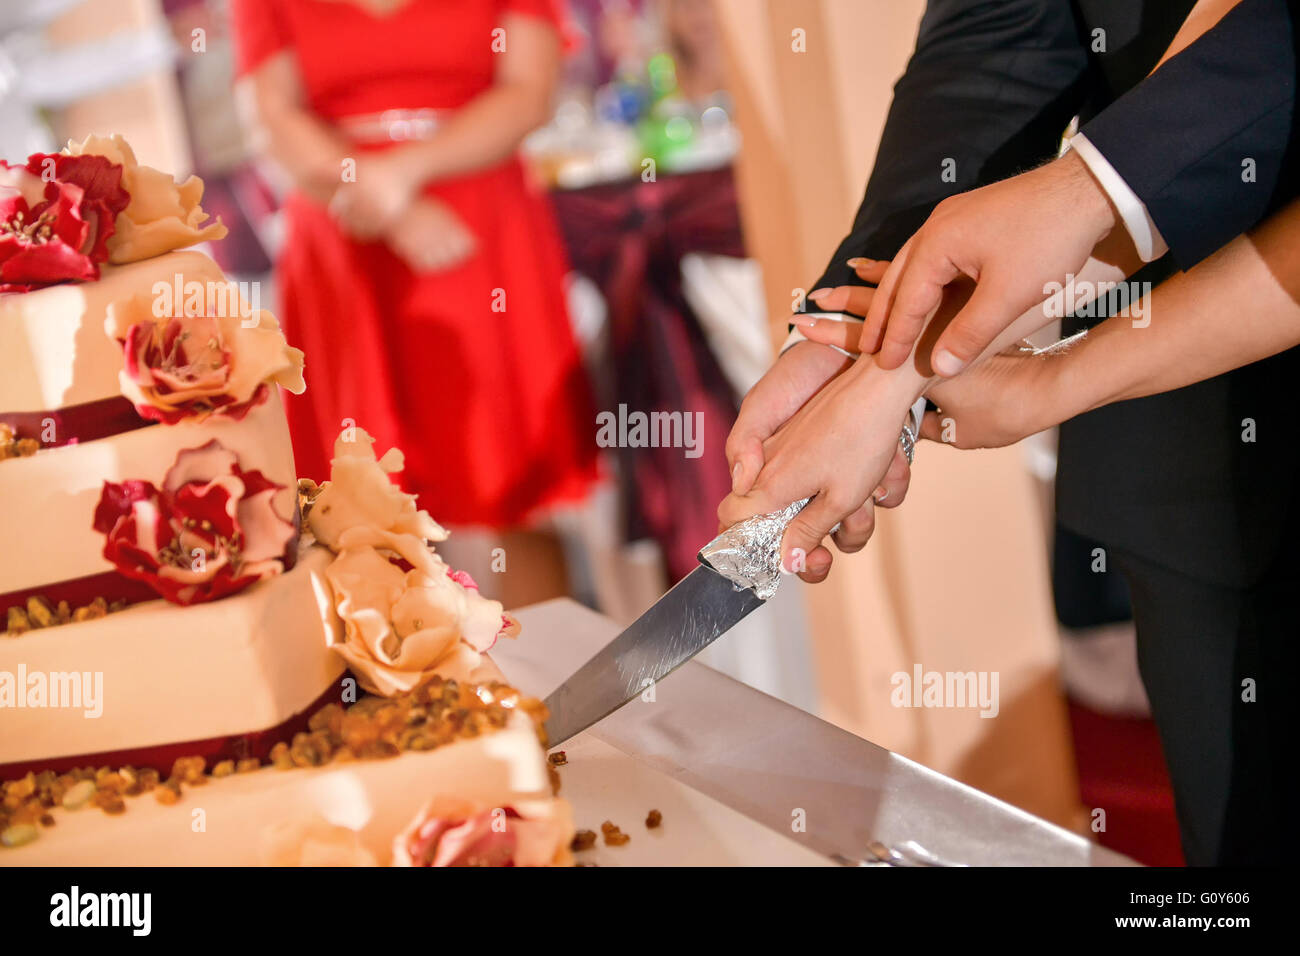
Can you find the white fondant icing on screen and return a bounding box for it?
[0,545,345,766]
[0,250,227,412]
[0,391,298,595]
[0,716,563,865]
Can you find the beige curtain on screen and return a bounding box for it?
[714,0,1083,829]
[45,0,192,176]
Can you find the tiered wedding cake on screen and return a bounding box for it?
[0,136,570,865]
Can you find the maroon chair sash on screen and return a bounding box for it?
[549,167,746,581]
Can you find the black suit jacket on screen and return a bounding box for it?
[813,0,1300,587]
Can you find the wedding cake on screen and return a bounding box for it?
[0,136,569,865]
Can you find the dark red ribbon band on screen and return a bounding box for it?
[2,542,299,621]
[1,569,162,620]
[1,395,153,449]
[0,673,350,781]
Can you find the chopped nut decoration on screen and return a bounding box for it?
[5,594,126,636]
[0,675,548,852]
[0,422,40,461]
[645,809,662,829]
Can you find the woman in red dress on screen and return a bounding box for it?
[231,0,599,605]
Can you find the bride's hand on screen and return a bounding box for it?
[798,258,1054,450]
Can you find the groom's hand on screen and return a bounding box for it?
[728,258,891,497]
[862,150,1117,376]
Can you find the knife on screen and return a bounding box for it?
[540,398,927,747]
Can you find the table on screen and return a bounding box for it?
[498,599,1136,867]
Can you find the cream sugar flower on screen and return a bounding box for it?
[64,134,227,263]
[106,293,305,424]
[306,429,447,550]
[309,428,514,697]
[325,525,506,697]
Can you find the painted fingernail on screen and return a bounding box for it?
[808,288,832,300]
[846,257,874,268]
[731,460,743,492]
[794,317,818,328]
[933,349,966,377]
[873,487,888,503]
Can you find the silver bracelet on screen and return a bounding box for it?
[898,397,926,465]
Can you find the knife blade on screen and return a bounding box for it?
[541,561,765,747]
[541,397,928,747]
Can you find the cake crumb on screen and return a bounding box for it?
[547,751,567,766]
[600,820,630,846]
[570,829,597,851]
[645,809,662,829]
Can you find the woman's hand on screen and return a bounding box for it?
[800,258,1056,451]
[328,151,422,239]
[718,355,921,584]
[384,197,478,272]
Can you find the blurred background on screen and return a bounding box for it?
[0,0,1180,864]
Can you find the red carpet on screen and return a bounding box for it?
[1066,699,1185,866]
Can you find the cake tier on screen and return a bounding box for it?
[0,390,298,597]
[0,716,564,866]
[0,544,345,773]
[0,250,229,413]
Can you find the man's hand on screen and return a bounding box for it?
[920,349,1054,449]
[861,151,1117,376]
[801,261,1060,450]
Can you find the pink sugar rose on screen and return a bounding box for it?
[93,440,295,606]
[0,153,129,292]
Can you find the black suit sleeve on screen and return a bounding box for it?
[808,0,1092,298]
[1080,0,1299,268]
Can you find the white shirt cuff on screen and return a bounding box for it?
[1067,132,1169,263]
[780,326,810,354]
[781,322,860,360]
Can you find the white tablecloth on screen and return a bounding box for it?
[498,599,1135,867]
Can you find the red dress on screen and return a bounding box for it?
[231,0,598,527]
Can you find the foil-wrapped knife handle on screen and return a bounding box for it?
[699,397,926,600]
